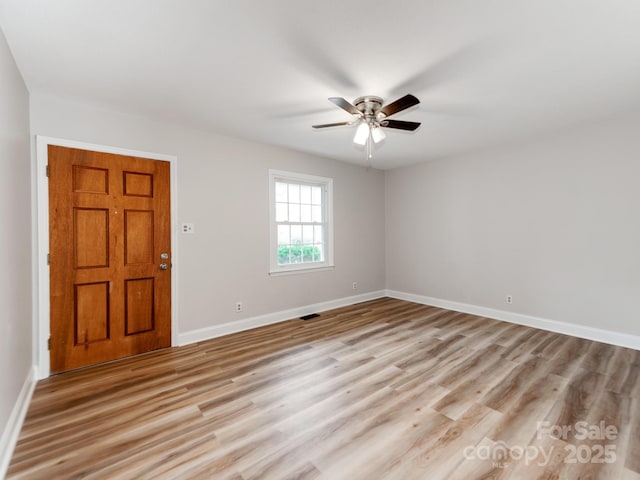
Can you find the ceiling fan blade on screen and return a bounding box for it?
[328,97,361,116]
[381,119,421,131]
[312,121,354,129]
[379,94,420,117]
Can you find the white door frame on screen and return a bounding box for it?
[34,136,179,379]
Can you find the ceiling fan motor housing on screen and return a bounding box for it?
[354,96,384,118]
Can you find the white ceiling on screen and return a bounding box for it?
[2,0,640,169]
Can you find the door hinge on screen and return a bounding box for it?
[47,253,50,265]
[46,165,49,177]
[48,337,51,351]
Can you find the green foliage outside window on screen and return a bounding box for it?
[278,245,322,264]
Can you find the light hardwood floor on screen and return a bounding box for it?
[7,298,640,479]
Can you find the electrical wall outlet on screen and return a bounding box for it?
[506,295,513,304]
[352,282,358,290]
[235,301,242,313]
[181,223,195,234]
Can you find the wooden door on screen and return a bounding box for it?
[48,145,171,374]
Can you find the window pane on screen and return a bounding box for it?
[290,225,302,245]
[275,182,288,202]
[288,184,300,203]
[276,203,288,222]
[313,244,324,261]
[277,225,290,245]
[301,204,312,222]
[302,245,314,262]
[289,203,300,222]
[278,245,291,265]
[314,225,323,243]
[303,224,314,245]
[312,205,322,223]
[312,186,322,205]
[300,185,311,204]
[291,246,302,263]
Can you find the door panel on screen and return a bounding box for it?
[125,277,155,335]
[124,210,155,265]
[74,208,110,268]
[49,145,171,374]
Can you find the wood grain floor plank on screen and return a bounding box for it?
[625,397,640,474]
[7,297,637,479]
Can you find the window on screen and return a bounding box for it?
[269,170,333,275]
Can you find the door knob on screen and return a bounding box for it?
[159,263,169,270]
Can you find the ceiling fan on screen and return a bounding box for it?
[312,94,421,157]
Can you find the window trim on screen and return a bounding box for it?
[268,169,334,276]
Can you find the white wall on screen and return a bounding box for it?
[0,26,32,449]
[386,111,640,337]
[30,93,386,338]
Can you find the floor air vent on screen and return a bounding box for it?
[300,313,320,321]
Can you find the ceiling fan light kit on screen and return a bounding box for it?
[353,122,370,145]
[313,94,421,160]
[371,126,386,144]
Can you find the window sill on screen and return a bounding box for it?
[269,265,335,277]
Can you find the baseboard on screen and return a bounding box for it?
[386,290,640,351]
[0,366,38,479]
[182,288,640,351]
[178,290,387,345]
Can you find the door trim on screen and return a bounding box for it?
[35,136,179,379]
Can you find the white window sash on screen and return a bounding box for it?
[269,169,334,275]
